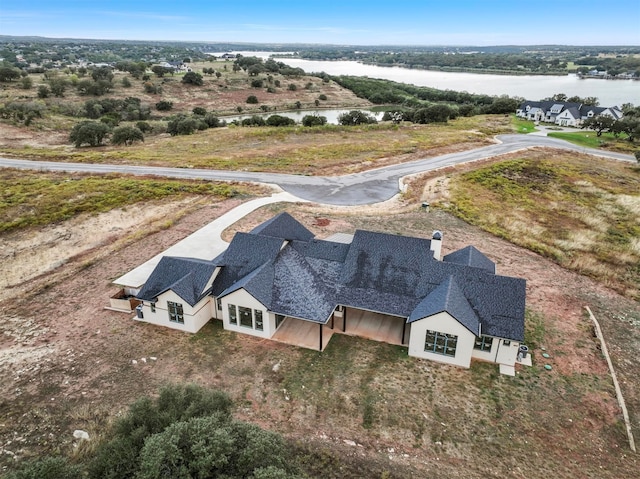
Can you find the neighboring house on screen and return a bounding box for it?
[516,100,623,127]
[130,213,529,375]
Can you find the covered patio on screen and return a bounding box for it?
[335,307,408,346]
[271,317,334,351]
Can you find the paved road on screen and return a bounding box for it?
[0,134,634,205]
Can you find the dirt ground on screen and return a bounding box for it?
[0,187,639,477]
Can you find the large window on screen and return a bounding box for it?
[216,298,222,311]
[239,306,253,328]
[228,304,237,324]
[474,335,493,352]
[425,330,457,357]
[167,301,184,324]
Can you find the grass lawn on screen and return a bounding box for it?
[548,130,637,153]
[511,114,538,133]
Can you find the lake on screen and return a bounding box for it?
[268,58,639,107]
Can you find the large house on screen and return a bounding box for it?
[129,213,529,375]
[516,100,623,127]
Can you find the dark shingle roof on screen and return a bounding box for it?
[341,230,435,296]
[250,212,314,241]
[443,245,496,273]
[137,256,216,306]
[211,232,283,296]
[408,276,480,336]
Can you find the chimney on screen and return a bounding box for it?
[430,230,443,260]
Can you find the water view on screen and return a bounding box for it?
[275,58,639,107]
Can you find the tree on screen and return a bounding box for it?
[337,110,378,126]
[266,115,295,127]
[91,66,114,82]
[111,126,144,146]
[151,65,173,77]
[182,72,203,86]
[302,114,327,127]
[69,121,110,147]
[414,104,454,123]
[0,66,21,82]
[251,78,264,88]
[582,115,615,136]
[246,95,259,104]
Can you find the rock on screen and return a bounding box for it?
[149,357,157,361]
[272,360,281,373]
[73,430,90,441]
[140,358,147,363]
[131,359,137,365]
[343,439,357,446]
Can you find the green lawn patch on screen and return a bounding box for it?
[548,131,636,152]
[511,115,538,133]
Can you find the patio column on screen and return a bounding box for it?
[401,320,407,345]
[331,313,334,329]
[319,323,323,351]
[342,308,347,332]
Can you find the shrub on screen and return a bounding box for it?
[182,72,204,86]
[287,83,297,91]
[318,94,327,101]
[111,126,144,145]
[143,82,161,94]
[192,106,207,116]
[251,78,264,88]
[69,121,110,147]
[121,77,131,87]
[241,115,266,127]
[135,121,151,133]
[246,95,259,104]
[337,110,378,126]
[37,85,50,98]
[4,456,83,479]
[302,115,327,127]
[20,76,33,89]
[266,115,295,127]
[155,100,173,111]
[204,113,224,128]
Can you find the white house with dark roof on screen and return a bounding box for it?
[133,213,529,375]
[516,100,623,127]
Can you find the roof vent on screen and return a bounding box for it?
[432,230,443,241]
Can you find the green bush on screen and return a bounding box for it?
[266,115,296,127]
[4,457,83,479]
[155,100,173,111]
[111,126,144,146]
[302,114,327,127]
[246,95,259,104]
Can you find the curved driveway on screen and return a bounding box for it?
[0,134,634,205]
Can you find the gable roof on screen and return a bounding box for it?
[341,230,435,296]
[250,212,314,241]
[137,256,217,306]
[443,245,496,273]
[210,232,284,296]
[408,276,480,335]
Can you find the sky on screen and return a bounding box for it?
[1,0,639,46]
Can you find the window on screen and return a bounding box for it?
[474,335,493,352]
[228,304,237,324]
[216,298,222,311]
[424,330,458,357]
[503,340,511,346]
[167,301,184,324]
[275,314,285,329]
[150,302,156,313]
[255,310,263,331]
[239,306,253,328]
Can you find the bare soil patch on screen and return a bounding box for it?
[1,195,638,478]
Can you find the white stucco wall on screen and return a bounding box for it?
[137,290,212,333]
[408,312,475,368]
[220,289,271,339]
[470,336,520,366]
